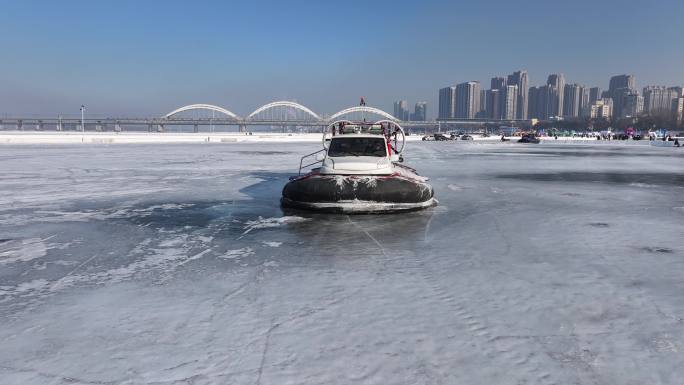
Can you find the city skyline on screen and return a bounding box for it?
[439,71,683,123]
[1,0,683,118]
[3,68,682,121]
[435,69,684,124]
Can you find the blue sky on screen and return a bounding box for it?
[0,0,682,118]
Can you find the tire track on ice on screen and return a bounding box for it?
[255,319,278,385]
[344,213,554,382]
[346,215,389,273]
[410,241,558,384]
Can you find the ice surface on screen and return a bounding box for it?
[242,216,311,236]
[1,141,683,384]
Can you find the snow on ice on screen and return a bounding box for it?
[0,141,683,384]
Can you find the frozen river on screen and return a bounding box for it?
[1,141,683,385]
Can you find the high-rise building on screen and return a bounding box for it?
[438,86,456,119]
[672,97,684,123]
[609,74,636,92]
[500,85,518,120]
[589,87,602,104]
[622,93,643,118]
[578,86,589,117]
[478,90,488,118]
[545,85,559,120]
[528,85,559,120]
[411,102,427,121]
[611,88,632,118]
[393,100,409,120]
[491,77,507,90]
[643,86,680,115]
[588,98,613,119]
[487,89,502,119]
[547,73,565,117]
[455,81,481,119]
[608,74,637,118]
[563,84,582,117]
[528,87,539,119]
[488,77,507,120]
[507,70,529,119]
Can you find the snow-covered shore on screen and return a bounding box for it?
[0,131,325,144]
[0,130,643,145]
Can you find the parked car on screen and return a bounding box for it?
[433,133,451,141]
[460,134,474,140]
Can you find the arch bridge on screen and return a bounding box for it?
[0,98,540,133]
[247,101,321,121]
[161,102,401,124]
[163,104,241,120]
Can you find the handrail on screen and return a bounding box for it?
[298,148,326,175]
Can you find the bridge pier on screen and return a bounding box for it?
[238,124,246,133]
[96,122,103,132]
[194,124,199,133]
[157,124,164,132]
[36,121,43,131]
[147,124,153,133]
[114,123,122,132]
[17,120,23,131]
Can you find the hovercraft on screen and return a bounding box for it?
[281,120,436,213]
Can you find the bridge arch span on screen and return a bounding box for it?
[163,104,241,120]
[327,106,398,122]
[247,101,321,120]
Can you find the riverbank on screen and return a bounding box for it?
[0,131,325,144]
[0,131,658,145]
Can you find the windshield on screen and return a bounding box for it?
[327,137,387,157]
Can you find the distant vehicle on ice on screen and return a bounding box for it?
[422,134,450,141]
[433,133,452,141]
[518,134,540,144]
